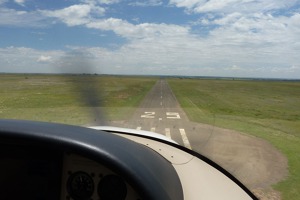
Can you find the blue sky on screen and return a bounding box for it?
[0,0,300,78]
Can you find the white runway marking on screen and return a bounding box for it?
[179,129,192,149]
[141,112,155,118]
[159,118,162,120]
[166,112,181,119]
[165,128,171,139]
[136,127,190,149]
[160,102,162,106]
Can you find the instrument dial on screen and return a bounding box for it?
[98,174,127,200]
[67,171,94,200]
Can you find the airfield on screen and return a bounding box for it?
[1,74,299,200]
[109,79,288,200]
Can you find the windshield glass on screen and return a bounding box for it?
[1,1,300,199]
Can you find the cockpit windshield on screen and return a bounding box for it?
[1,1,300,199]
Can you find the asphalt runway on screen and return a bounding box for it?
[112,79,287,198]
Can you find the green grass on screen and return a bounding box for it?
[2,74,299,198]
[168,78,300,200]
[0,74,156,125]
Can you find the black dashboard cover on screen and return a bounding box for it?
[0,119,183,200]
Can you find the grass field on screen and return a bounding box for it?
[1,74,300,199]
[168,78,300,200]
[0,74,156,125]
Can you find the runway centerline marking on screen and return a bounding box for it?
[151,127,156,132]
[165,128,171,139]
[136,127,141,130]
[179,129,192,149]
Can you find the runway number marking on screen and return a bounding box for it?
[166,112,181,119]
[141,112,181,119]
[141,112,155,118]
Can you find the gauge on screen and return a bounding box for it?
[98,174,127,200]
[67,171,94,200]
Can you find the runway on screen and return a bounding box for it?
[111,79,287,198]
[127,79,194,149]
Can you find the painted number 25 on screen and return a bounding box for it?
[141,112,180,119]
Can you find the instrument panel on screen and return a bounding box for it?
[0,144,141,200]
[61,153,141,200]
[0,120,184,200]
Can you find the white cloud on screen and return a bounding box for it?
[226,65,242,71]
[289,65,300,72]
[2,10,299,78]
[14,0,25,6]
[80,0,120,7]
[208,12,300,49]
[86,18,190,39]
[78,11,299,78]
[169,0,206,10]
[213,12,242,25]
[170,0,299,14]
[0,47,63,73]
[129,0,163,7]
[0,8,46,27]
[37,55,52,63]
[41,4,93,26]
[98,0,119,4]
[41,3,107,27]
[0,1,299,78]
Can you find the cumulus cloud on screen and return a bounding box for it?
[0,7,46,27]
[226,65,242,71]
[14,0,25,6]
[86,18,190,39]
[0,0,299,78]
[169,0,205,10]
[41,4,93,26]
[78,0,119,12]
[83,0,119,4]
[74,10,299,78]
[98,0,119,4]
[170,0,299,14]
[37,55,52,63]
[0,47,63,73]
[40,3,107,26]
[208,12,300,49]
[129,0,163,7]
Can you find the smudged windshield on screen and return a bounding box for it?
[1,1,300,200]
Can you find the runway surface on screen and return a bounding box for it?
[127,79,193,149]
[111,79,287,198]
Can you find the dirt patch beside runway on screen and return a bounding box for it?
[178,122,288,198]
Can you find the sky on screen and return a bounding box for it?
[0,0,300,78]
